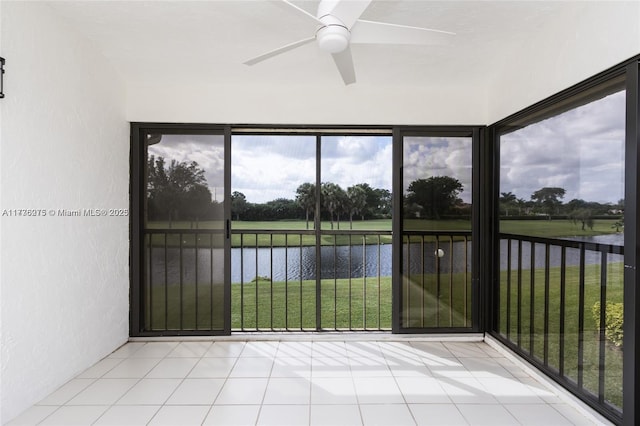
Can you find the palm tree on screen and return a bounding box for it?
[347,185,367,229]
[500,192,517,216]
[321,182,345,230]
[295,183,316,229]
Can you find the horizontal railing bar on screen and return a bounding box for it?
[145,229,224,235]
[403,230,471,236]
[499,233,623,254]
[231,229,317,235]
[231,229,392,236]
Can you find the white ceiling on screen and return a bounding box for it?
[47,0,575,89]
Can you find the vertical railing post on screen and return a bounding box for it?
[529,242,535,356]
[543,243,550,366]
[179,233,184,330]
[420,235,425,328]
[598,251,608,404]
[506,238,512,340]
[363,236,367,330]
[517,239,523,348]
[240,233,244,330]
[164,234,168,331]
[285,235,289,331]
[449,236,454,327]
[148,234,154,330]
[209,231,214,330]
[559,246,566,378]
[194,233,199,330]
[577,245,586,390]
[270,233,274,331]
[377,234,382,330]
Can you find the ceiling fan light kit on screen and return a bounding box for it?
[316,18,350,53]
[244,0,455,85]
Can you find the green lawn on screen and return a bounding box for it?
[233,219,393,248]
[145,277,393,331]
[147,218,623,248]
[500,218,622,238]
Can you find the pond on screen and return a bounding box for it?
[146,241,473,285]
[499,233,624,271]
[145,233,624,286]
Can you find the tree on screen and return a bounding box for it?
[405,176,464,219]
[321,182,346,229]
[373,188,392,218]
[569,208,594,231]
[499,192,517,216]
[147,155,213,226]
[231,191,248,220]
[295,182,316,229]
[265,198,301,219]
[531,187,566,218]
[346,185,367,229]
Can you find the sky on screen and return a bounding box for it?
[500,90,625,204]
[231,135,392,203]
[147,88,625,206]
[148,134,226,201]
[403,136,473,203]
[148,134,393,204]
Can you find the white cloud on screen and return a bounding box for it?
[231,135,392,203]
[500,90,625,203]
[403,137,473,203]
[148,134,225,201]
[321,136,392,192]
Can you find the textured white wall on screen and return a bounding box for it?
[486,1,640,124]
[0,2,129,422]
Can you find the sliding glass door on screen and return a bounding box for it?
[395,128,480,332]
[131,125,231,335]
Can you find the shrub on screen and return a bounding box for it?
[592,302,624,348]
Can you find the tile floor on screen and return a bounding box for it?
[8,340,606,425]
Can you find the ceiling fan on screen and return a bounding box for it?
[244,0,455,85]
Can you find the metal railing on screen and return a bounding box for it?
[494,233,624,421]
[401,231,473,329]
[143,229,226,332]
[232,229,393,332]
[142,228,477,334]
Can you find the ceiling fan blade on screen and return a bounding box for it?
[322,0,372,29]
[244,36,316,66]
[350,19,455,45]
[331,47,356,85]
[281,0,324,25]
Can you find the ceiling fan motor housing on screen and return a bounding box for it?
[316,15,350,53]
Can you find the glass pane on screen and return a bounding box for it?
[499,90,625,243]
[147,134,225,227]
[497,84,625,412]
[403,136,472,231]
[231,135,316,229]
[319,135,393,331]
[230,135,316,330]
[320,136,392,230]
[401,136,473,329]
[144,133,225,332]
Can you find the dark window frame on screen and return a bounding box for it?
[486,55,640,425]
[392,126,484,334]
[130,123,231,336]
